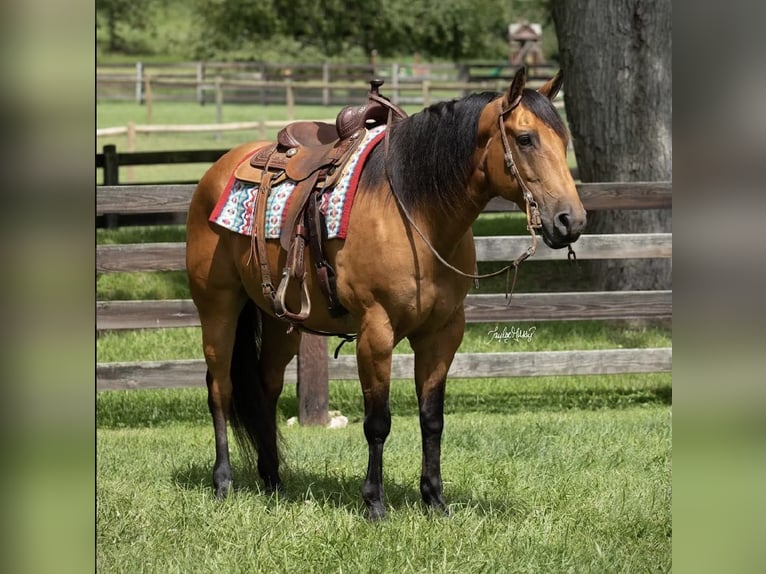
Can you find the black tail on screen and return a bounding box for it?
[229,299,281,483]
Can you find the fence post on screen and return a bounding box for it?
[126,123,136,183]
[102,144,119,229]
[285,72,295,120]
[215,76,223,141]
[391,63,400,105]
[322,62,330,106]
[102,144,119,185]
[259,62,267,105]
[196,61,205,105]
[145,75,153,124]
[422,80,431,108]
[297,334,329,426]
[457,63,469,98]
[136,62,144,104]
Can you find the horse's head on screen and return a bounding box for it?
[481,68,586,249]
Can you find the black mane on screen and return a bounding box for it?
[360,88,568,218]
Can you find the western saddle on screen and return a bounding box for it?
[238,79,407,325]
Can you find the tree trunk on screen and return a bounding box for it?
[551,0,672,291]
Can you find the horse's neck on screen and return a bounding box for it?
[413,186,487,258]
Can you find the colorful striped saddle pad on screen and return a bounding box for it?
[210,125,386,239]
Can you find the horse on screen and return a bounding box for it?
[186,67,586,520]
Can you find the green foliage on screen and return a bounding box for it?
[97,0,555,61]
[96,0,160,53]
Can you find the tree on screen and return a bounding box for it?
[97,0,157,53]
[550,0,672,291]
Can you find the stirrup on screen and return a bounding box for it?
[274,267,312,322]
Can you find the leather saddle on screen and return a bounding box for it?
[243,79,407,324]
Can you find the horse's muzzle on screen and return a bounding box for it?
[542,208,586,249]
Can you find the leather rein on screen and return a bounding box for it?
[385,97,575,303]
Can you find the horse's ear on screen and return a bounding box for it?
[504,66,526,109]
[538,70,563,101]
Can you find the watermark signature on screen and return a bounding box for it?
[487,325,537,343]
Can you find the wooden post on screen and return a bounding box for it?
[102,144,119,229]
[422,80,431,108]
[259,62,267,105]
[215,76,223,141]
[370,49,379,78]
[457,63,470,98]
[196,61,205,105]
[144,75,153,124]
[391,63,400,105]
[297,334,329,426]
[322,62,330,106]
[136,62,144,104]
[102,144,119,185]
[126,123,136,183]
[126,123,136,152]
[285,71,295,121]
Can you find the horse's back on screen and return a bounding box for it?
[186,142,270,292]
[191,141,271,215]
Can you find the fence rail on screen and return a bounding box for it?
[96,177,672,423]
[97,291,672,331]
[96,181,671,214]
[96,234,671,274]
[97,60,560,106]
[98,348,672,391]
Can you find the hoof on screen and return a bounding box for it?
[425,501,451,517]
[263,481,283,495]
[366,502,387,522]
[214,480,232,500]
[262,474,282,494]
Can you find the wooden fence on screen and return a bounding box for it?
[96,179,672,423]
[97,61,559,107]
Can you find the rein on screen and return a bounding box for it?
[385,97,567,304]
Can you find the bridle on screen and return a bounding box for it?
[386,96,574,303]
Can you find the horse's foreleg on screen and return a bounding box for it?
[256,313,301,489]
[409,309,465,514]
[356,310,394,520]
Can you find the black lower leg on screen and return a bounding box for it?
[207,372,233,499]
[256,396,282,492]
[419,383,447,512]
[362,406,391,520]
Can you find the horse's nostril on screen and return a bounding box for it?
[555,211,571,234]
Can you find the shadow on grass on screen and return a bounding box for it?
[171,461,522,519]
[442,383,672,417]
[98,381,671,429]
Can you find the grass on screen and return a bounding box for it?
[97,377,671,572]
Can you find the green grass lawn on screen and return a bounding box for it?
[98,377,671,572]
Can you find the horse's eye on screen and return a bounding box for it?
[516,134,533,147]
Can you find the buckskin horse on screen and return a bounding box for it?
[186,67,586,520]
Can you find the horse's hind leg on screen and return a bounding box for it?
[409,309,466,514]
[253,312,301,489]
[196,287,246,499]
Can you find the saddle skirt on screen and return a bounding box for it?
[210,125,386,240]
